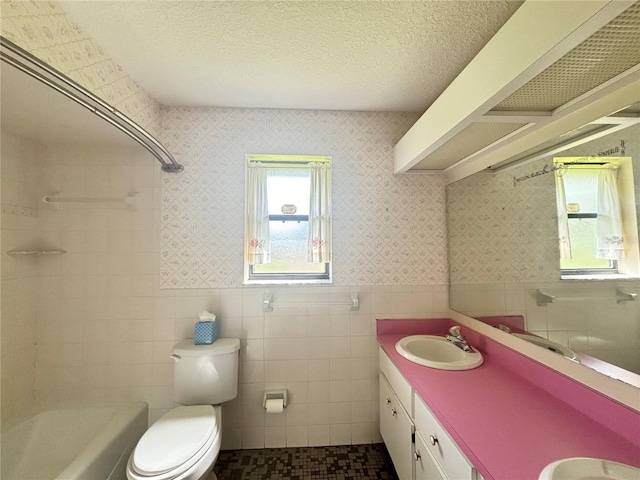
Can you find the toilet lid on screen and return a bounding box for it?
[132,405,217,476]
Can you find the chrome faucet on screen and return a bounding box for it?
[446,326,473,352]
[494,324,512,333]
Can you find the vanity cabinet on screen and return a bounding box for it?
[379,348,480,480]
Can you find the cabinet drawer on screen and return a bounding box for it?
[415,431,447,480]
[379,372,414,480]
[379,346,413,416]
[414,394,475,480]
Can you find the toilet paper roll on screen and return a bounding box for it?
[265,398,284,414]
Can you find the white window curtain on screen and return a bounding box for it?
[597,165,625,260]
[246,162,271,265]
[555,167,572,260]
[307,162,331,263]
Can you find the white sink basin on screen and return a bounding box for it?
[395,335,483,370]
[539,457,640,480]
[513,333,580,363]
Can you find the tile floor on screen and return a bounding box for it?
[212,444,399,480]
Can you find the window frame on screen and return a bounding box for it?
[244,154,332,285]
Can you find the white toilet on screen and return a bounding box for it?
[126,338,240,480]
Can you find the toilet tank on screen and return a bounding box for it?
[171,338,240,405]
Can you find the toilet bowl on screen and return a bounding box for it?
[127,405,221,480]
[126,338,240,480]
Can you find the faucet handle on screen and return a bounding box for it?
[448,325,461,336]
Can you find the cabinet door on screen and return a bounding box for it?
[379,372,414,480]
[415,431,447,480]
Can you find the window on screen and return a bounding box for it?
[244,155,331,283]
[554,157,639,277]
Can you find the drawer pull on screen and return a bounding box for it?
[429,434,439,446]
[391,408,397,416]
[414,451,421,461]
[386,398,391,405]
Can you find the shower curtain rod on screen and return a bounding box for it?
[0,36,184,173]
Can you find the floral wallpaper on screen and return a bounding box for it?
[447,157,559,284]
[160,107,448,288]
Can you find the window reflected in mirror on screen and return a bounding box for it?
[554,157,638,277]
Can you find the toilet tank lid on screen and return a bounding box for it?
[173,338,240,356]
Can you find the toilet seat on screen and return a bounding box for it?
[127,405,220,480]
[127,430,217,480]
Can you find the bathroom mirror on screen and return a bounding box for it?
[447,108,640,386]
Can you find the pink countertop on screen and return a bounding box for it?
[377,319,640,480]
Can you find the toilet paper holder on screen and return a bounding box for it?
[263,389,288,409]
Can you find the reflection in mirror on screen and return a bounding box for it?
[447,110,640,386]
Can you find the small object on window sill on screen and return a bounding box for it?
[281,204,297,214]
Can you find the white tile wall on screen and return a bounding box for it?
[1,133,41,424]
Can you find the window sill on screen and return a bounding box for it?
[244,279,333,286]
[561,274,640,281]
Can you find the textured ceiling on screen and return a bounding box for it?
[58,1,522,112]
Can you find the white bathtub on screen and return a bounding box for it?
[1,402,148,480]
